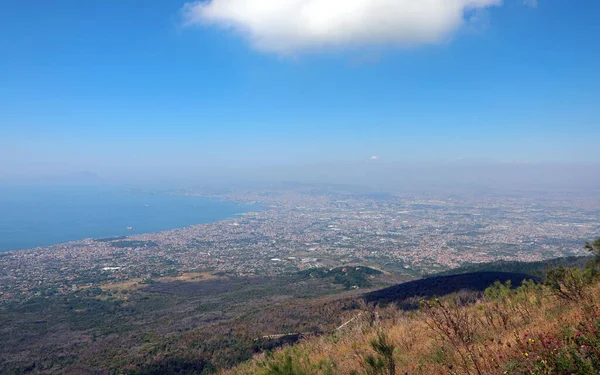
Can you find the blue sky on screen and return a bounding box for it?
[1,0,599,180]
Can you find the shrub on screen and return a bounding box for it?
[363,331,396,375]
[545,266,591,302]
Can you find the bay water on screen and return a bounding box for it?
[0,186,259,252]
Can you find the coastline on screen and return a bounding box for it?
[0,188,264,253]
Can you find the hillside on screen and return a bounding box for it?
[435,255,592,278]
[2,256,597,374]
[364,271,538,309]
[0,266,398,375]
[230,274,600,375]
[299,266,384,290]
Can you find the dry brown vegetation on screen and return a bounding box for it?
[228,274,600,374]
[0,267,397,374]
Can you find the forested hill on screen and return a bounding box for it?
[362,254,593,308]
[363,271,537,308]
[434,255,591,277]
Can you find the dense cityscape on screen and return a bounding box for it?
[1,185,598,303]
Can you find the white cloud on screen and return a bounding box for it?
[370,156,379,160]
[182,0,502,54]
[523,0,537,7]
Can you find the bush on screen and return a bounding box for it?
[546,266,591,302]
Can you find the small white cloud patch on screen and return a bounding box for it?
[182,0,502,54]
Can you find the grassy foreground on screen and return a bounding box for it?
[228,242,600,374]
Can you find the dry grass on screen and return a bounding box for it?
[226,279,600,375]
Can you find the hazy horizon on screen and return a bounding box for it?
[2,1,599,184]
[2,160,599,193]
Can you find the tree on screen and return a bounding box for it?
[585,237,600,268]
[545,237,600,301]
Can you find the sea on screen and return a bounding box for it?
[0,185,261,252]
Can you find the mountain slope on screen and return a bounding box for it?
[364,271,538,308]
[229,273,600,375]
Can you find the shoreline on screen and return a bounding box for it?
[0,191,265,254]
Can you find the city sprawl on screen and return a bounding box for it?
[1,186,599,303]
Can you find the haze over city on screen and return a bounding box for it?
[1,2,600,374]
